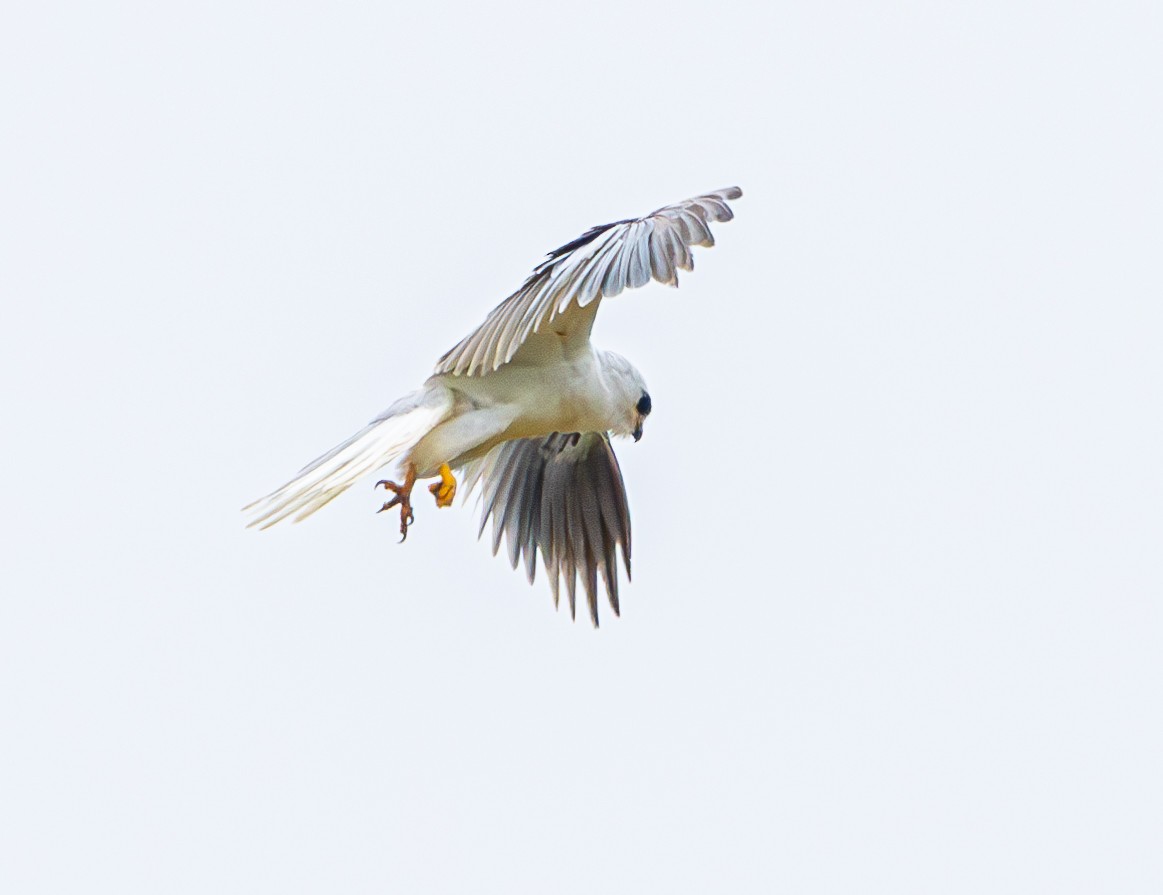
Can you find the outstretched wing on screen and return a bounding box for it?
[436,187,742,377]
[466,432,632,627]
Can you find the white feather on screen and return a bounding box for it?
[242,386,453,529]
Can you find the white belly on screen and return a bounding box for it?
[407,351,610,475]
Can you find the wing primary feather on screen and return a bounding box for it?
[556,451,580,621]
[472,433,633,626]
[626,220,653,289]
[435,188,742,377]
[488,445,527,555]
[648,225,676,286]
[576,462,607,626]
[520,457,544,584]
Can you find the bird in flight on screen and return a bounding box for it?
[245,187,742,625]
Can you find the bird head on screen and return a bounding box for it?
[600,351,652,442]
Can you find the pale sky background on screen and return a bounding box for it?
[2,1,1161,892]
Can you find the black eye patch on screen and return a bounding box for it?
[636,393,652,416]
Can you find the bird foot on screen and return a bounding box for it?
[428,462,457,509]
[376,463,417,541]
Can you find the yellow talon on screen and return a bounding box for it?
[428,462,457,508]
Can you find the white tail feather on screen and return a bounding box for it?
[243,387,453,529]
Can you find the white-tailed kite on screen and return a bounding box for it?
[246,187,742,625]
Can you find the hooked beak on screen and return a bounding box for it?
[632,423,643,442]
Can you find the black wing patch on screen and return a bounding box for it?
[546,218,635,260]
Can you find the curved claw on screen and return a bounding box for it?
[396,507,414,542]
[373,464,417,541]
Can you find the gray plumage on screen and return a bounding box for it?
[472,433,631,627]
[436,187,742,377]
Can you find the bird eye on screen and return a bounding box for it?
[636,393,652,416]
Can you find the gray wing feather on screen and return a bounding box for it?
[473,432,632,627]
[436,187,742,377]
